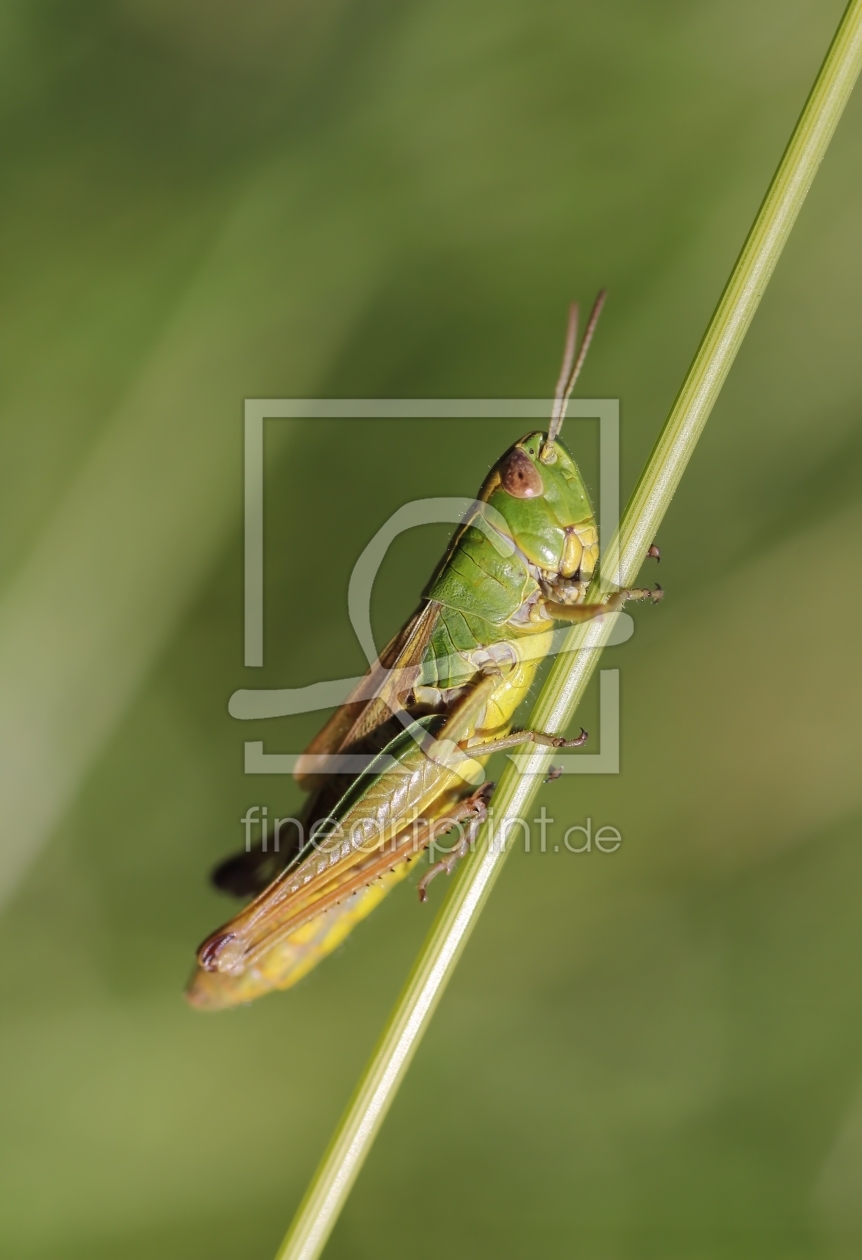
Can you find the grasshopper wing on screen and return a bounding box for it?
[206,601,443,901]
[293,598,442,790]
[188,716,483,1010]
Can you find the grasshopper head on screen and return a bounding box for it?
[478,292,608,601]
[481,433,599,596]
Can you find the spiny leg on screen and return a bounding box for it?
[420,671,588,779]
[199,783,498,974]
[416,783,493,902]
[461,726,588,757]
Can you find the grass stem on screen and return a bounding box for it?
[275,5,862,1255]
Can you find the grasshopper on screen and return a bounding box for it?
[187,294,661,1010]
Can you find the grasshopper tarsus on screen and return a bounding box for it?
[416,785,493,903]
[546,726,587,749]
[647,543,661,562]
[542,728,586,780]
[619,585,663,607]
[417,838,470,901]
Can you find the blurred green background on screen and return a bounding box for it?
[2,0,862,1256]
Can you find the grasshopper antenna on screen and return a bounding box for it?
[550,300,579,436]
[543,288,608,460]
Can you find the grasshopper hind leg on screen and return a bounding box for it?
[416,782,494,902]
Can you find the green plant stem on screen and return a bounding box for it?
[275,5,862,1257]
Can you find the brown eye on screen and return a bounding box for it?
[499,448,544,498]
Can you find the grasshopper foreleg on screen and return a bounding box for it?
[545,583,662,623]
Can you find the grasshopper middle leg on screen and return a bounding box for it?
[462,726,588,758]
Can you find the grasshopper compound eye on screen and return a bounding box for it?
[499,447,544,498]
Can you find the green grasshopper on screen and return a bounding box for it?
[188,293,661,1010]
